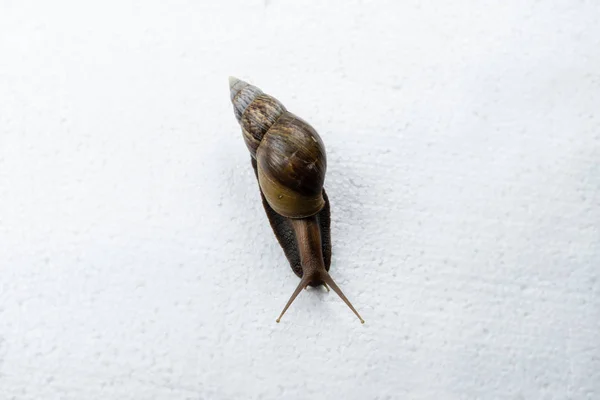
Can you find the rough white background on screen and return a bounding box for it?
[1,0,599,399]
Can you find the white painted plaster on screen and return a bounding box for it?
[1,1,599,398]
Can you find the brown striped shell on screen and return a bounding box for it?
[229,77,327,219]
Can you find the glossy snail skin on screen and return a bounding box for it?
[229,77,363,323]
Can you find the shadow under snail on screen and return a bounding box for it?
[228,77,364,324]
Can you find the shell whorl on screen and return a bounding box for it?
[229,77,326,218]
[229,77,287,157]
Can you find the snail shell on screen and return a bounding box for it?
[230,77,326,218]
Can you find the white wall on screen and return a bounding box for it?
[1,1,599,399]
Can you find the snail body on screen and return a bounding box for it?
[229,77,363,323]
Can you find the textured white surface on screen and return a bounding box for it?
[1,1,599,399]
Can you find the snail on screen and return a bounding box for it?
[228,77,364,324]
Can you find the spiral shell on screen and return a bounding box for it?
[229,77,327,218]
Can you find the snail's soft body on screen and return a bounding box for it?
[228,77,363,323]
